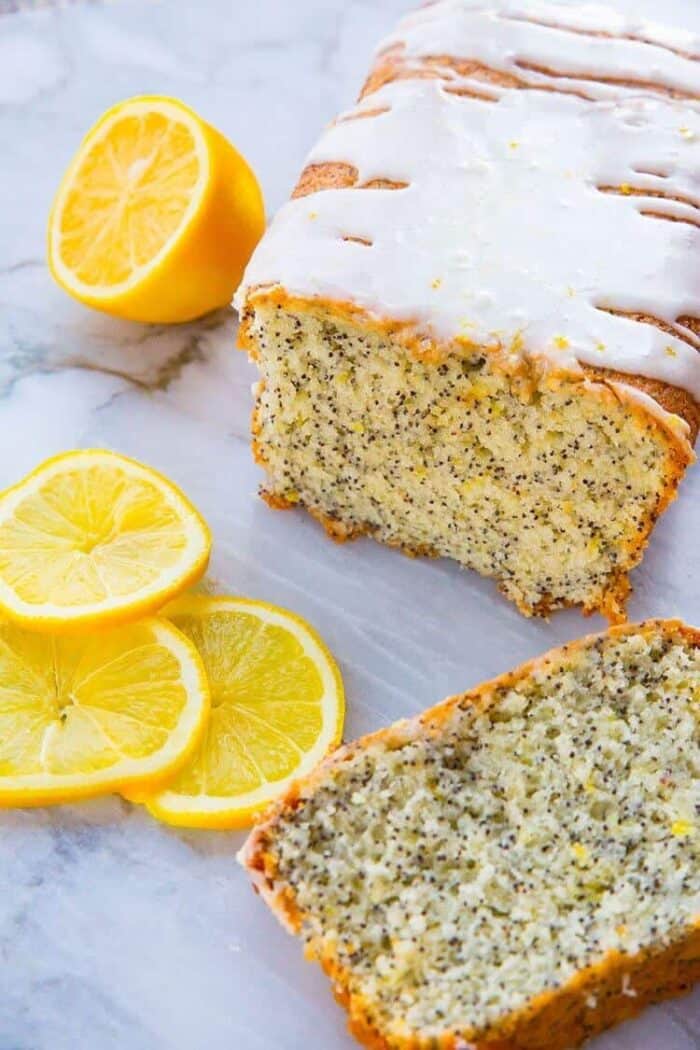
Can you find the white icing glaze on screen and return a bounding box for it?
[379,0,700,102]
[238,0,700,423]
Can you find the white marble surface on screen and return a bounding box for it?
[0,2,699,1048]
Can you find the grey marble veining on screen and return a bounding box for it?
[0,2,699,1048]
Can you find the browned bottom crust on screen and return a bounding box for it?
[328,926,700,1050]
[260,485,634,625]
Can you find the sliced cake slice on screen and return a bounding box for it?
[236,1,700,621]
[240,619,700,1050]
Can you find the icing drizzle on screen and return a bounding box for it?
[239,0,700,421]
[379,1,700,101]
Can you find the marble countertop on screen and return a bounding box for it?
[0,1,699,1048]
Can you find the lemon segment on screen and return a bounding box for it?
[0,450,211,631]
[131,595,345,829]
[48,95,265,323]
[0,617,209,805]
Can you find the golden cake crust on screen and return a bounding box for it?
[241,619,700,1050]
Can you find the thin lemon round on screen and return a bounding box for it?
[0,450,211,631]
[131,595,345,829]
[0,616,209,806]
[48,95,265,323]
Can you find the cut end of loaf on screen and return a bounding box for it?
[240,296,691,621]
[242,620,700,1050]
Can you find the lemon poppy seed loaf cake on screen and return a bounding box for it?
[241,619,700,1050]
[236,0,700,621]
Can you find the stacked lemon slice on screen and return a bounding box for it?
[0,451,344,826]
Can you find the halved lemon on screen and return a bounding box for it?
[0,450,211,631]
[130,595,345,829]
[0,617,209,806]
[48,95,265,323]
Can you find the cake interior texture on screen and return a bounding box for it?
[245,301,685,619]
[261,625,700,1045]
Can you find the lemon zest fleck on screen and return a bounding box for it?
[510,331,525,354]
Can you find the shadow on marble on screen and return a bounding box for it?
[0,795,247,860]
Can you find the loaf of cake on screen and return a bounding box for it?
[236,0,700,621]
[241,618,700,1050]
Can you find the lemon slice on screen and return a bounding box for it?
[132,595,345,829]
[0,617,208,806]
[48,95,265,323]
[0,450,211,631]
